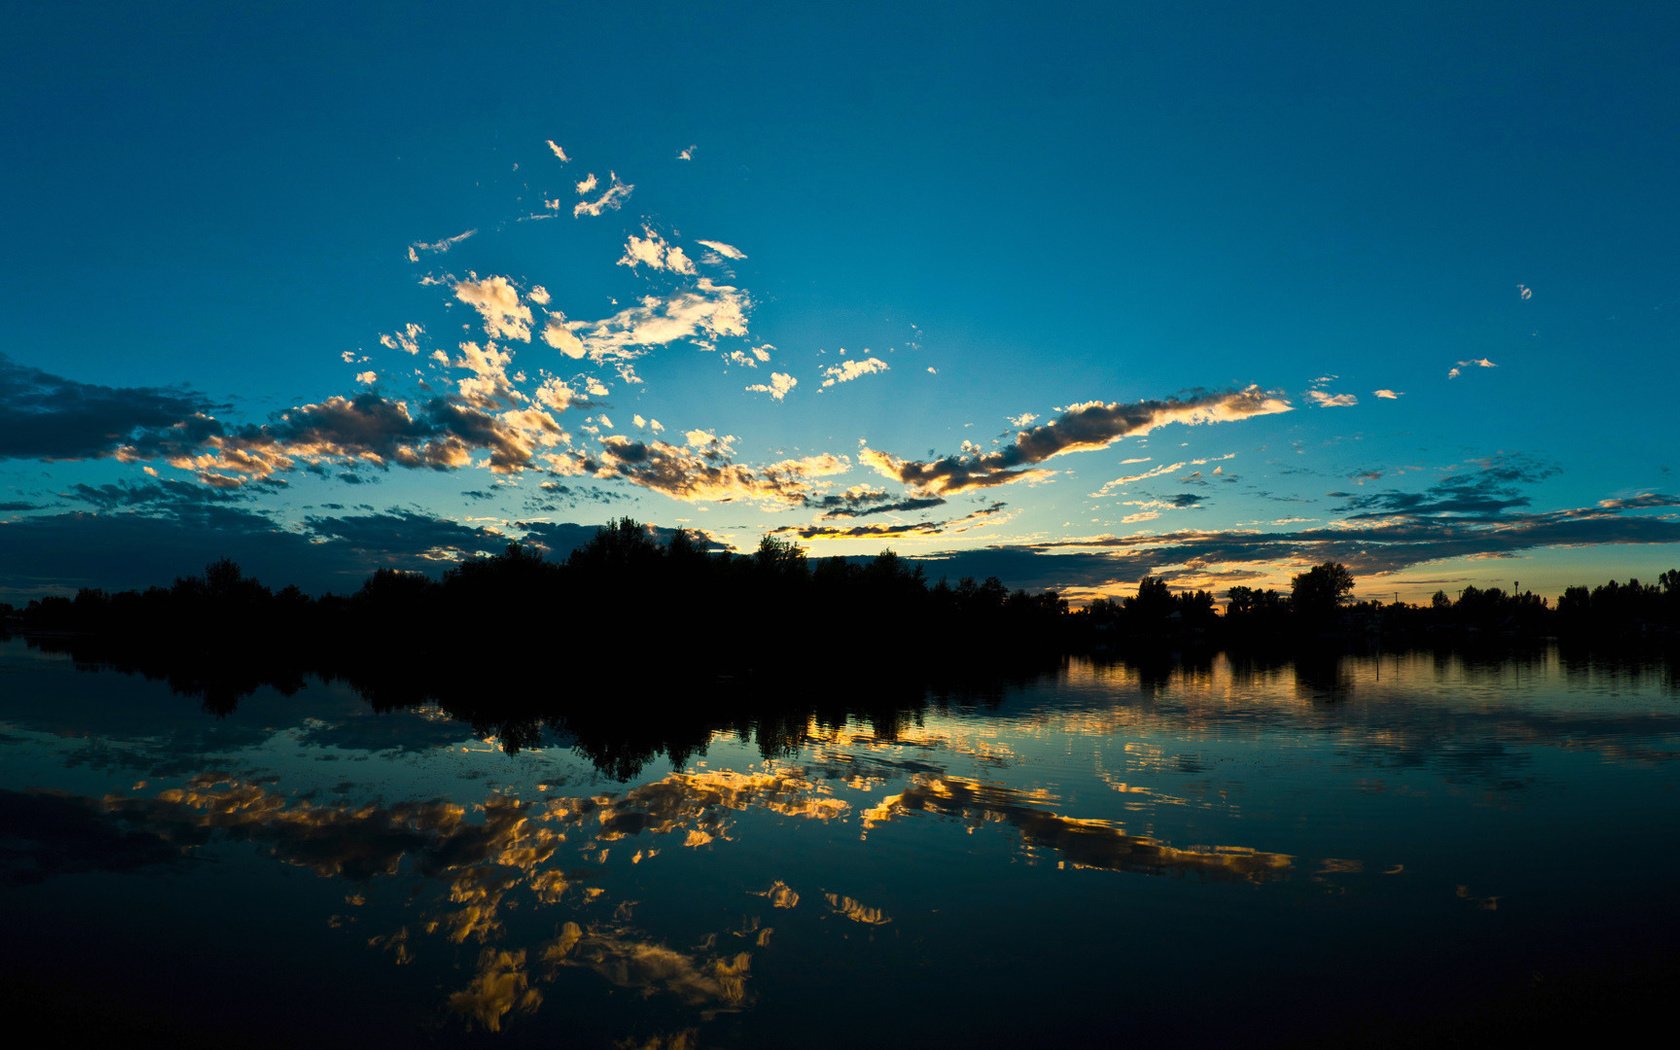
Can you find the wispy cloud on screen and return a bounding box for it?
[1373,389,1402,400]
[696,239,746,260]
[549,279,750,366]
[573,172,632,218]
[379,323,425,355]
[545,140,570,163]
[677,144,696,161]
[406,228,476,263]
[774,502,1008,541]
[1304,389,1357,408]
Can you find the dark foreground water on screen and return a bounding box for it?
[2,639,1677,1047]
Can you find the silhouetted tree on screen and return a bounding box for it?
[1291,562,1354,624]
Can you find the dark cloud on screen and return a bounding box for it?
[813,493,947,519]
[862,387,1290,494]
[775,502,1007,541]
[1597,493,1680,510]
[0,357,565,486]
[302,510,510,560]
[1167,493,1204,508]
[64,478,251,510]
[0,504,506,597]
[1337,456,1561,520]
[0,789,182,885]
[0,354,225,461]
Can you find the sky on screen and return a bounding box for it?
[2,1,1677,602]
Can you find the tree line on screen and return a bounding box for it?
[3,519,1675,719]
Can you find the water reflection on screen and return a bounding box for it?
[862,775,1292,881]
[2,639,1678,1044]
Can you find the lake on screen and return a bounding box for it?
[2,638,1676,1047]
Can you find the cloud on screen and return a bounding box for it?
[453,274,534,342]
[546,140,570,163]
[1448,358,1497,379]
[557,279,750,365]
[862,390,1284,498]
[1334,454,1559,520]
[618,227,696,274]
[695,240,746,260]
[819,357,889,388]
[1305,390,1358,408]
[862,775,1290,880]
[593,437,848,505]
[573,172,632,218]
[64,478,250,511]
[0,503,514,596]
[744,373,796,401]
[1090,456,1237,497]
[574,172,598,196]
[1373,389,1402,399]
[166,389,567,484]
[677,145,696,161]
[0,355,226,464]
[774,502,1007,541]
[1596,493,1680,510]
[379,323,425,355]
[811,488,947,519]
[406,229,476,263]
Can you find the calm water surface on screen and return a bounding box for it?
[2,639,1677,1046]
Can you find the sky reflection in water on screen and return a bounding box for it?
[1,640,1677,1046]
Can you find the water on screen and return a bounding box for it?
[2,639,1676,1046]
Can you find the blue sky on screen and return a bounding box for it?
[2,1,1677,599]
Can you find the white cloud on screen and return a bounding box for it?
[453,275,533,342]
[574,172,632,218]
[746,372,797,401]
[1374,389,1402,399]
[1448,358,1498,379]
[378,323,425,355]
[406,228,476,262]
[574,173,598,196]
[534,376,576,413]
[356,370,377,385]
[541,311,587,359]
[1007,412,1039,428]
[572,279,750,364]
[546,140,570,163]
[1305,390,1358,408]
[618,226,697,274]
[677,145,696,161]
[819,357,890,388]
[695,239,746,260]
